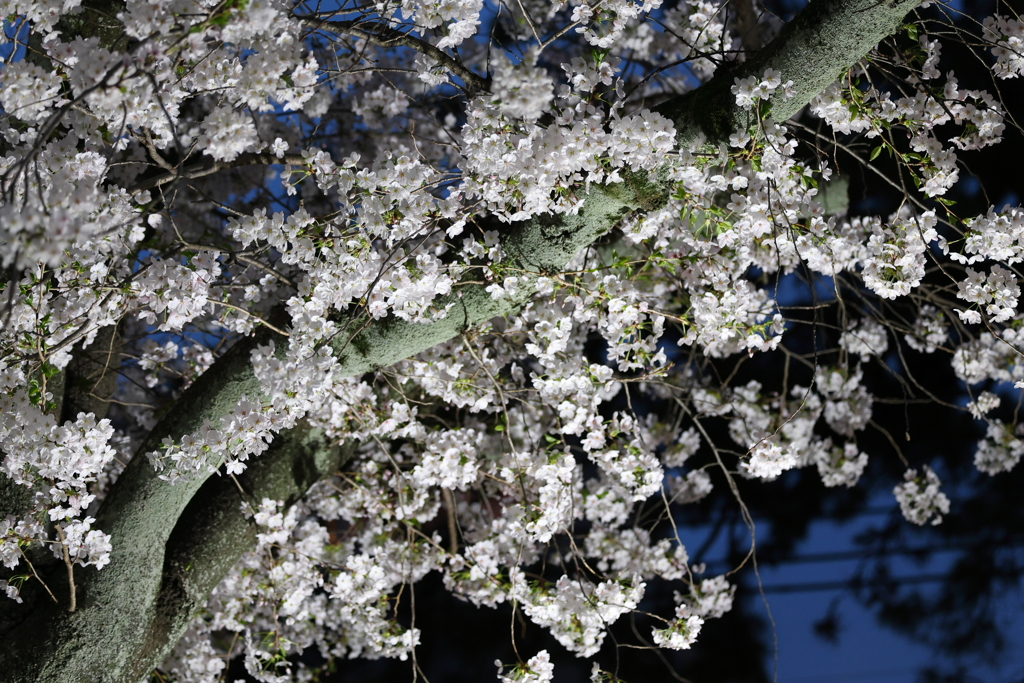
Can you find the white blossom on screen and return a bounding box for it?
[894,466,950,526]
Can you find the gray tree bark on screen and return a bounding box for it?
[0,1,920,680]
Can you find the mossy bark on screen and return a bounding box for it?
[124,429,355,682]
[655,0,920,150]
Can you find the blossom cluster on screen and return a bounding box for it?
[893,466,951,526]
[731,68,795,109]
[983,14,1024,79]
[0,390,116,598]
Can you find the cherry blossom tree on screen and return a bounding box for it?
[1,0,1022,681]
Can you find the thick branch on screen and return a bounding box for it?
[0,325,283,682]
[0,2,921,681]
[656,0,919,149]
[126,429,355,681]
[0,420,354,681]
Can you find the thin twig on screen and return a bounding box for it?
[302,17,489,93]
[18,546,59,604]
[208,300,291,337]
[54,524,77,612]
[130,152,308,193]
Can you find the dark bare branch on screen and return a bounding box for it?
[302,17,490,94]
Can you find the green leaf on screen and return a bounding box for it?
[869,145,883,161]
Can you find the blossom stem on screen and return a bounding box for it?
[17,546,58,605]
[54,524,77,613]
